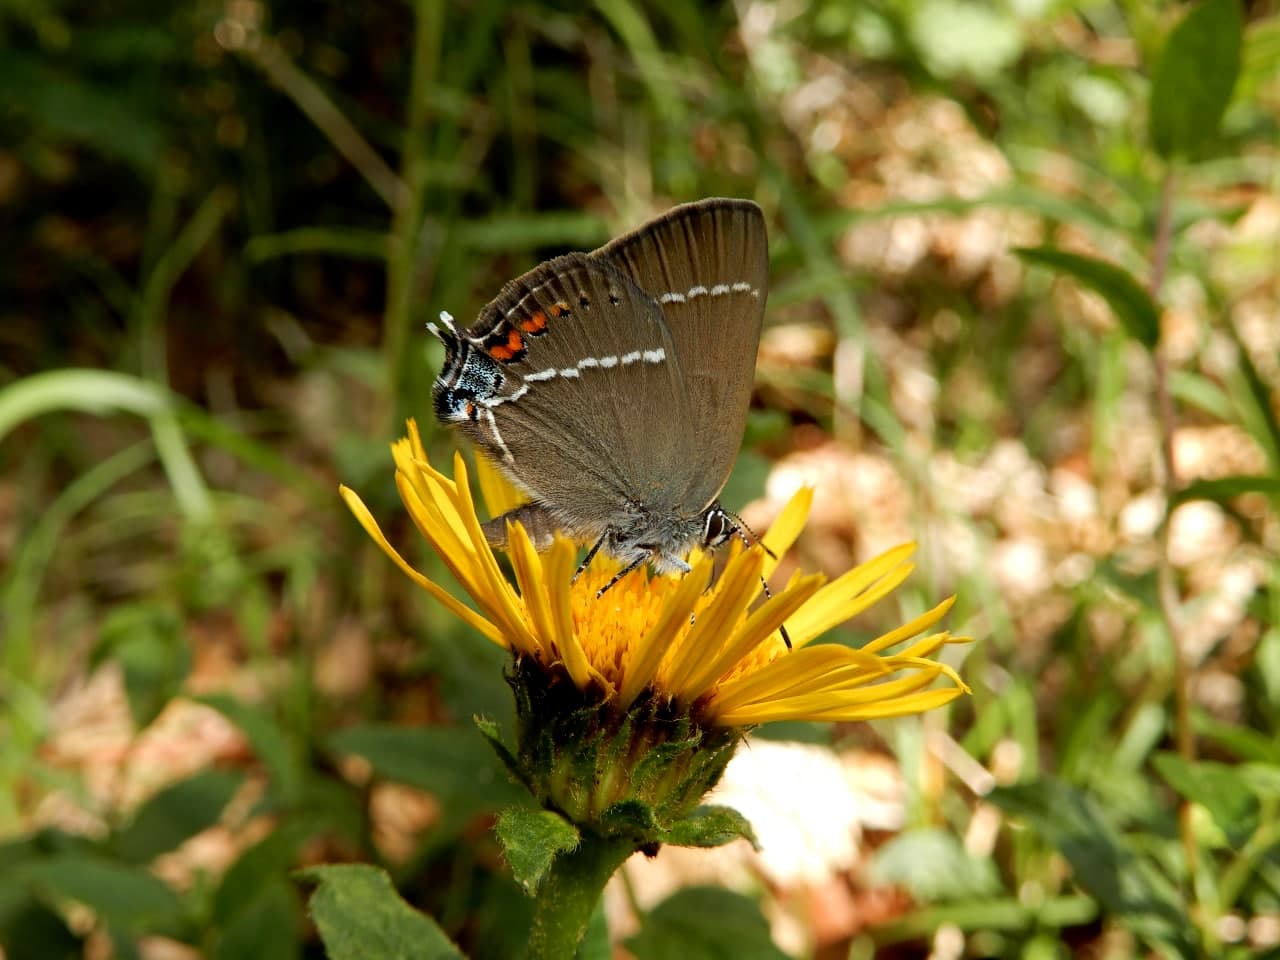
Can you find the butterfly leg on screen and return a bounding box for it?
[732,527,792,650]
[572,532,609,584]
[594,554,648,600]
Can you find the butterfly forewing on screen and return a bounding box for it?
[451,254,692,540]
[593,199,768,510]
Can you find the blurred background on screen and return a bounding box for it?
[2,0,1279,957]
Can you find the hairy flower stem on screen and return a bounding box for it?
[525,833,634,960]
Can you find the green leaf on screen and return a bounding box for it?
[1193,711,1280,763]
[1238,762,1280,799]
[1256,628,1280,716]
[0,52,167,175]
[1015,247,1160,348]
[908,0,1023,80]
[113,769,243,863]
[0,369,172,444]
[494,808,579,894]
[1168,370,1235,420]
[597,800,658,838]
[213,819,320,926]
[1226,331,1280,471]
[870,828,1002,901]
[92,604,190,730]
[1237,16,1280,106]
[1149,0,1243,160]
[661,805,758,850]
[1171,475,1280,507]
[197,694,303,805]
[623,886,790,960]
[0,900,82,960]
[1152,753,1259,846]
[579,901,610,960]
[212,878,300,960]
[987,780,1196,954]
[17,855,184,933]
[869,896,1098,944]
[328,725,528,820]
[297,864,463,960]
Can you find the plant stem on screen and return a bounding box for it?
[1147,170,1199,885]
[382,0,442,434]
[525,832,634,960]
[243,39,408,213]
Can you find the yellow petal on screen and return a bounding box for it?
[546,536,608,692]
[760,487,813,577]
[879,654,970,694]
[722,685,963,725]
[473,448,527,518]
[507,521,560,667]
[619,557,711,709]
[394,471,532,651]
[661,549,765,698]
[396,473,483,594]
[860,597,956,655]
[785,546,917,648]
[338,485,503,646]
[680,573,825,699]
[449,453,541,647]
[722,665,943,718]
[406,418,427,461]
[709,643,892,714]
[410,458,474,548]
[803,686,965,721]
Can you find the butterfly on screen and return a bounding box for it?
[430,198,769,600]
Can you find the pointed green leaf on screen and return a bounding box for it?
[1149,0,1243,160]
[198,694,304,804]
[624,887,789,960]
[1172,474,1280,507]
[0,900,82,960]
[988,780,1196,954]
[1239,762,1280,798]
[212,878,300,960]
[598,800,657,838]
[579,901,610,960]
[870,827,1002,900]
[92,604,190,730]
[297,865,462,960]
[1016,247,1160,348]
[473,715,526,790]
[1226,331,1280,471]
[328,724,528,816]
[113,768,243,863]
[494,808,579,894]
[1152,752,1259,846]
[661,805,758,850]
[213,818,321,925]
[17,855,184,932]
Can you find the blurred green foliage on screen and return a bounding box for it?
[1,0,1279,957]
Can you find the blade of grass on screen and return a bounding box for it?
[0,369,211,522]
[2,442,156,676]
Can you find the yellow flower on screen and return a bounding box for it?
[339,421,970,727]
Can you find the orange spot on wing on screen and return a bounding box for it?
[548,302,570,317]
[489,329,525,361]
[521,311,548,333]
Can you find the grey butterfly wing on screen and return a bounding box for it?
[454,253,694,540]
[593,198,768,511]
